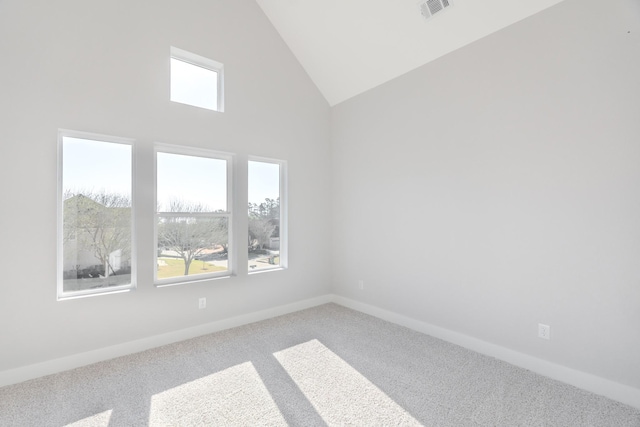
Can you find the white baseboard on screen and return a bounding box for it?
[331,294,640,410]
[2,293,639,411]
[0,294,332,388]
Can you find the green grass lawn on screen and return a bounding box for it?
[157,257,226,279]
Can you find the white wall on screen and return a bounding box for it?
[331,0,640,390]
[1,0,639,400]
[0,0,331,372]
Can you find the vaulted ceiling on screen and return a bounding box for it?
[255,0,567,106]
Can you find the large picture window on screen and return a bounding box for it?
[155,145,232,285]
[248,158,287,272]
[58,131,135,299]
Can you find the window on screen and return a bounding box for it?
[170,47,224,112]
[57,131,135,299]
[248,158,287,272]
[155,145,232,285]
[57,132,285,295]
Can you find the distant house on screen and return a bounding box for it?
[63,194,131,277]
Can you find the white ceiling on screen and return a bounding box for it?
[255,0,567,106]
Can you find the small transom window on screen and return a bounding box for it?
[170,47,224,112]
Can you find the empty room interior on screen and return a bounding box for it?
[1,0,639,425]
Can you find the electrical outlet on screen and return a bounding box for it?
[538,323,550,340]
[198,297,207,309]
[358,280,364,290]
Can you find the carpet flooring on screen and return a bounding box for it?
[0,303,638,426]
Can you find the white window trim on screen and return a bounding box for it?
[154,143,234,287]
[248,156,288,274]
[170,46,224,112]
[57,129,137,301]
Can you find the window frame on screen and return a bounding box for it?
[170,46,224,112]
[56,129,137,300]
[154,143,234,287]
[247,156,288,274]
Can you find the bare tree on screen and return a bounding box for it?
[248,197,279,251]
[63,190,131,278]
[157,200,228,276]
[248,218,276,250]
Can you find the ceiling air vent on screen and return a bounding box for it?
[419,0,452,21]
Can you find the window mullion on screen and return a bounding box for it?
[157,212,230,218]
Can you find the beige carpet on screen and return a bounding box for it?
[0,303,638,426]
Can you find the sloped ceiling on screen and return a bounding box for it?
[255,0,567,106]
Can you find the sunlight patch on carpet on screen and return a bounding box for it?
[149,362,287,426]
[65,409,112,426]
[274,339,422,426]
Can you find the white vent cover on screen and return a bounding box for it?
[419,0,452,21]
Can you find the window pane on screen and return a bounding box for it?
[171,57,218,111]
[61,137,132,293]
[157,216,229,280]
[248,161,281,271]
[157,152,227,212]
